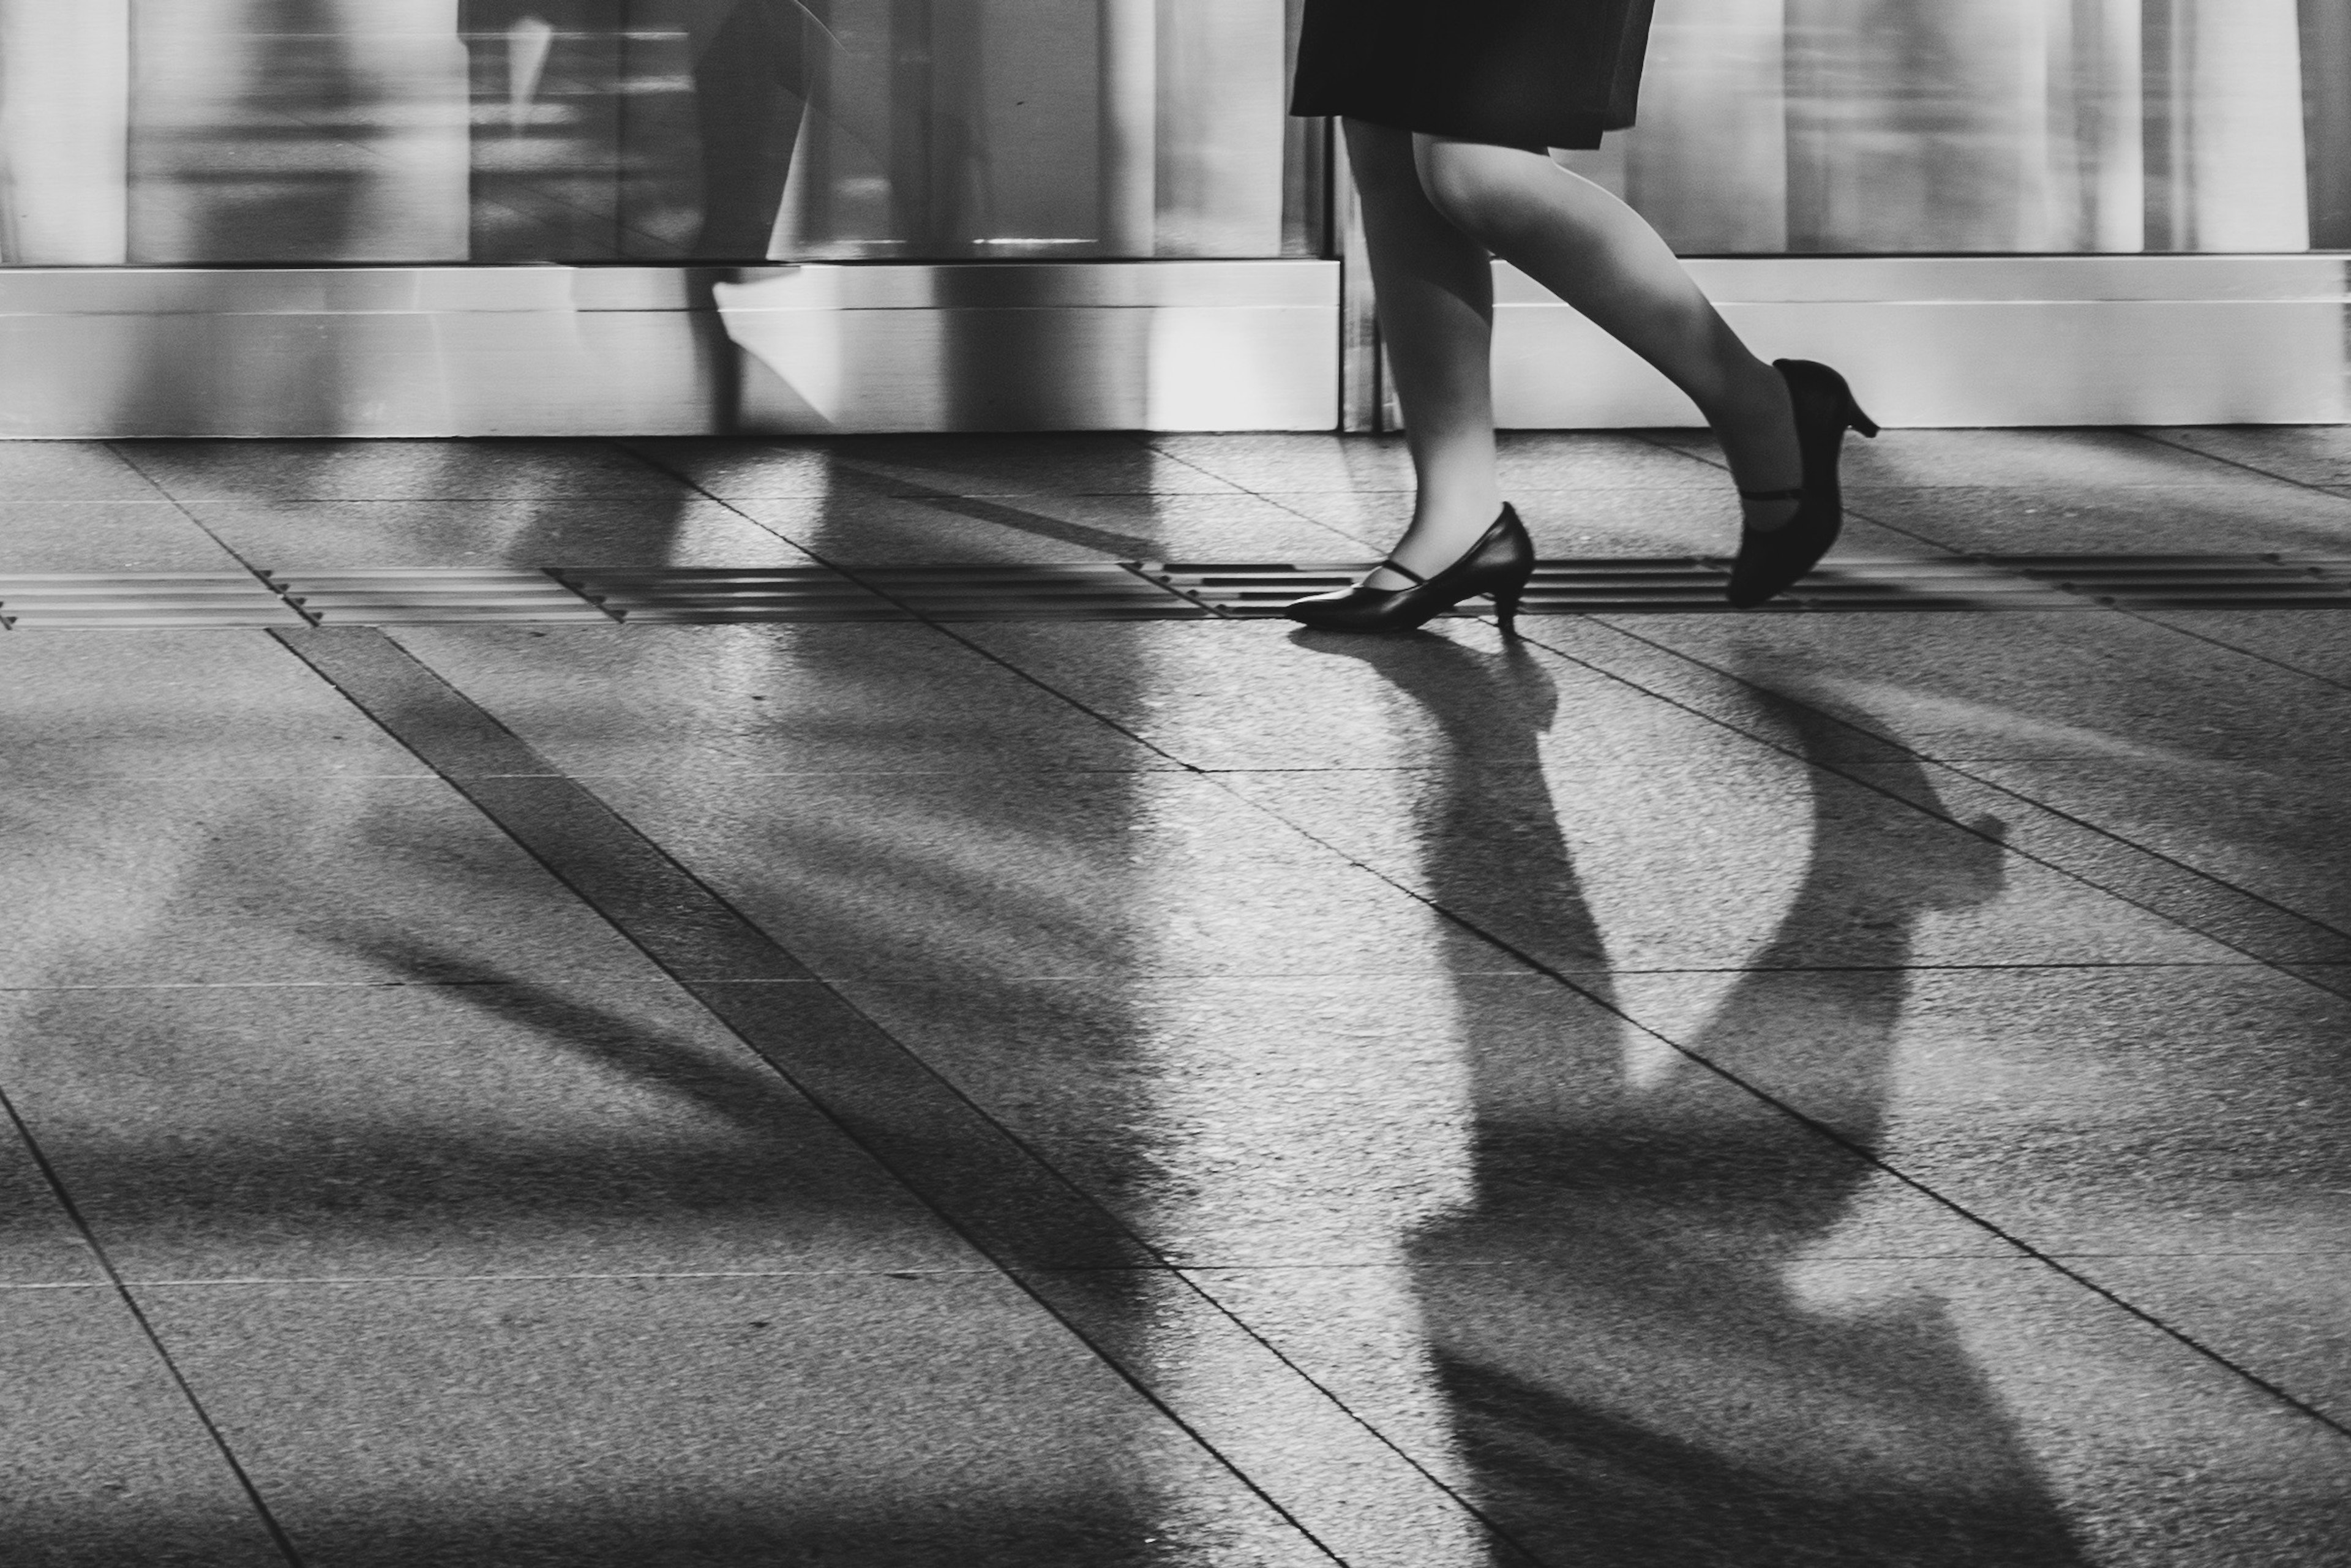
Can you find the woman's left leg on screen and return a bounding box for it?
[1410,135,1802,530]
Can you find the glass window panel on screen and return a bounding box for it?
[1573,0,2330,254]
[0,0,1313,263]
[0,0,2338,263]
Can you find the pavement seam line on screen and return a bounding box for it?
[2128,427,2350,500]
[0,1084,309,1566]
[2116,603,2351,698]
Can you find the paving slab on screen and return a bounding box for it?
[0,1286,285,1566]
[0,442,178,502]
[1608,964,2350,1245]
[1649,427,2256,490]
[1607,964,2351,1414]
[0,630,424,780]
[627,433,1240,499]
[1952,757,2351,937]
[2142,427,2351,487]
[2139,609,2351,691]
[141,1272,1336,1568]
[115,439,690,503]
[2075,1255,2351,1425]
[1569,610,2351,763]
[839,973,2011,1270]
[186,497,814,570]
[1187,1256,2351,1568]
[0,1128,97,1286]
[1846,482,2351,555]
[1149,430,1726,494]
[0,776,665,988]
[730,489,1367,564]
[0,501,249,573]
[959,617,1753,772]
[0,982,973,1282]
[1140,430,1421,492]
[1221,752,2229,971]
[588,768,1516,986]
[389,621,1167,777]
[1826,757,2351,967]
[1268,486,1940,561]
[1474,615,2351,964]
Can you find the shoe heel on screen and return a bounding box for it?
[1493,587,1521,639]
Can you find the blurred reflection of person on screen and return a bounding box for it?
[677,0,823,257]
[1280,0,1878,627]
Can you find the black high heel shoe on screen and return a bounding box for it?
[1725,359,1879,609]
[1284,504,1536,636]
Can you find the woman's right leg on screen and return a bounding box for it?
[1343,119,1508,589]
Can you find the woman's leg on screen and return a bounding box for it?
[1410,135,1801,529]
[1343,119,1508,588]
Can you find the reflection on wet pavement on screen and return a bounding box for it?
[4,427,2347,1564]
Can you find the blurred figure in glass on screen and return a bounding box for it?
[677,0,825,256]
[1280,0,1877,626]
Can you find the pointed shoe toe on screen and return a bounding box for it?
[1284,585,1412,631]
[1281,505,1536,636]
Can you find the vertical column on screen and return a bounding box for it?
[2306,0,2351,249]
[2066,0,2146,253]
[2145,0,2310,251]
[1627,0,1787,254]
[0,0,132,263]
[1155,0,1286,257]
[331,0,472,260]
[1100,0,1157,253]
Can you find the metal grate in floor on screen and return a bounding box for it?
[1146,558,2098,615]
[550,566,904,623]
[0,573,304,628]
[1142,555,2351,615]
[849,563,1215,620]
[264,569,613,625]
[1998,555,2351,608]
[3,556,2347,630]
[1144,557,2094,615]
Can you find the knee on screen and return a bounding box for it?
[1413,138,1554,247]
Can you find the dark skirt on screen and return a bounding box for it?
[1289,0,1658,151]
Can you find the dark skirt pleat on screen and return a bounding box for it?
[1290,0,1657,150]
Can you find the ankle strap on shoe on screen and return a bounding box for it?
[1738,487,1804,502]
[1378,559,1428,585]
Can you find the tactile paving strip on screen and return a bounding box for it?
[1136,558,2087,615]
[850,563,1213,620]
[2000,555,2351,608]
[550,566,906,623]
[4,555,2347,629]
[1142,554,2351,616]
[265,569,614,624]
[0,573,304,628]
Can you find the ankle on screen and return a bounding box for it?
[1389,497,1501,570]
[1706,364,1798,491]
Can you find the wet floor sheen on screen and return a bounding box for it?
[2,427,2347,1566]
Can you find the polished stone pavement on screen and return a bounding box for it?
[2,426,2348,1566]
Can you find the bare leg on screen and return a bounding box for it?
[1343,119,1507,588]
[1410,135,1801,533]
